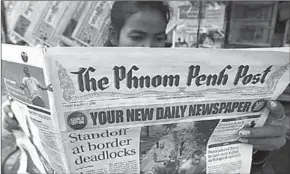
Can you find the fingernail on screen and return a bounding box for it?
[238,138,248,143]
[270,101,277,109]
[239,130,251,136]
[7,95,11,100]
[8,112,14,119]
[278,114,286,120]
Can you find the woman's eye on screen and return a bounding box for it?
[130,35,143,41]
[156,36,166,42]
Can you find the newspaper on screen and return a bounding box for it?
[170,1,226,47]
[57,1,90,47]
[3,1,50,45]
[3,1,112,47]
[70,1,112,47]
[2,44,290,174]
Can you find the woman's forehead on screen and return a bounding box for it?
[122,10,167,35]
[112,1,168,20]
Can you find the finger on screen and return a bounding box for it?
[3,121,14,133]
[7,95,13,101]
[3,113,21,132]
[3,121,21,133]
[239,125,287,138]
[286,129,290,140]
[3,118,20,133]
[238,137,286,151]
[3,104,15,119]
[4,113,19,127]
[266,101,285,120]
[6,95,13,104]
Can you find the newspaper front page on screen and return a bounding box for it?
[2,44,290,174]
[3,1,50,45]
[70,1,112,47]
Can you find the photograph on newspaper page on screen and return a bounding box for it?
[2,60,51,109]
[140,120,218,174]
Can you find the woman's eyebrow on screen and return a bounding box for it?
[154,32,166,36]
[128,30,147,35]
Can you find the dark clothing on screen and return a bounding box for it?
[251,151,271,174]
[32,96,46,108]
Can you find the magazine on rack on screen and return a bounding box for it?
[2,44,290,174]
[3,1,112,47]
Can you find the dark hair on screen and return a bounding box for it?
[110,1,171,34]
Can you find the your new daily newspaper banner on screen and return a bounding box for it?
[2,44,290,174]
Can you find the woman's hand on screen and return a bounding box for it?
[47,84,53,92]
[2,98,21,132]
[238,100,287,151]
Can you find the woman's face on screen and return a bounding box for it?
[117,9,167,47]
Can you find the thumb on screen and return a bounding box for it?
[7,95,14,104]
[3,104,15,119]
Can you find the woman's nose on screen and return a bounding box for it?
[140,37,164,47]
[142,38,154,47]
